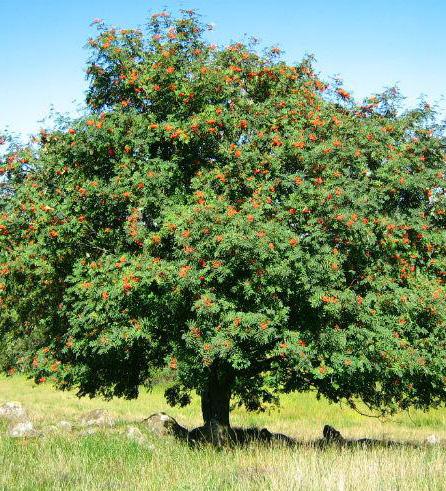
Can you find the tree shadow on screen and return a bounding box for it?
[143,413,438,449]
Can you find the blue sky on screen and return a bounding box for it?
[1,0,445,139]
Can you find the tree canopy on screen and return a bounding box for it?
[1,10,446,426]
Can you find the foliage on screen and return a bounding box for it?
[1,10,446,417]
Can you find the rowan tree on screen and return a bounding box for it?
[1,10,446,430]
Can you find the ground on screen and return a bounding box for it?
[0,375,445,490]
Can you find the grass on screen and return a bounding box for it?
[0,375,445,490]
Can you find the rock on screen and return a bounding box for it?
[426,434,440,445]
[321,425,404,448]
[80,409,115,428]
[142,413,297,447]
[142,412,189,439]
[8,420,38,438]
[80,427,98,436]
[323,424,344,443]
[57,420,73,431]
[44,421,73,435]
[0,401,27,421]
[261,428,296,445]
[125,426,146,443]
[188,421,224,446]
[125,426,153,448]
[188,421,297,447]
[42,425,58,435]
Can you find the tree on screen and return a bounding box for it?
[1,10,446,434]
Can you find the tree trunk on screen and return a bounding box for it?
[200,368,233,427]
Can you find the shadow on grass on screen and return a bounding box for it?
[143,413,435,450]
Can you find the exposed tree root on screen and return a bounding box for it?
[143,412,295,447]
[143,413,431,449]
[320,425,411,448]
[188,422,296,447]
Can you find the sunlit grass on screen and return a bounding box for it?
[1,375,445,490]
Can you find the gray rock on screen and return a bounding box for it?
[126,425,146,442]
[125,426,153,448]
[0,401,27,421]
[42,425,58,435]
[80,409,115,428]
[57,420,73,431]
[426,434,440,445]
[44,420,73,435]
[142,412,189,439]
[323,424,344,442]
[8,420,38,438]
[188,420,233,446]
[80,427,98,436]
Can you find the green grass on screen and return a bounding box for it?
[1,375,445,490]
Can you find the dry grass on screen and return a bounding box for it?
[1,375,445,490]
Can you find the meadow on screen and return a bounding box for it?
[0,375,445,491]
